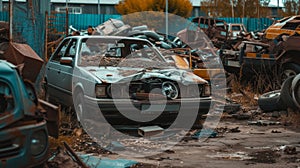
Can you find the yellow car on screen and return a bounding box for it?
[264,15,300,39]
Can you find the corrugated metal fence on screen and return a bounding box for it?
[58,14,276,32]
[219,17,277,32]
[0,11,278,57]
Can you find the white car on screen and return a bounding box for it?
[44,36,212,126]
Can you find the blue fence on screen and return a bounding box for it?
[50,14,276,33]
[0,12,278,58]
[219,17,277,32]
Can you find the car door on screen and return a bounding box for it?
[46,38,78,106]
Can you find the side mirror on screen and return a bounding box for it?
[60,57,73,66]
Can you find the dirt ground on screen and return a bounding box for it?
[126,117,300,168]
[48,104,300,168]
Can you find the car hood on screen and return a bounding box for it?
[83,66,207,85]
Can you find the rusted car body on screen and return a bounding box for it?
[44,36,212,126]
[0,60,59,168]
[220,34,300,82]
[189,17,228,48]
[264,15,300,40]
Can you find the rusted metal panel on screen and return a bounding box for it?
[0,42,44,82]
[39,98,60,138]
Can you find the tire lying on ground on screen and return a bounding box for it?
[280,76,298,110]
[291,74,300,109]
[258,90,285,112]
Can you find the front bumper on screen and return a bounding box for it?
[84,96,212,125]
[0,119,49,168]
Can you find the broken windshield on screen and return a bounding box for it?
[78,38,169,68]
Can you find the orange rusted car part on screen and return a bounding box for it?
[1,42,44,82]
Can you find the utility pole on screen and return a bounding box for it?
[277,0,279,17]
[231,0,234,18]
[165,0,168,39]
[0,0,2,12]
[9,0,13,42]
[98,0,100,14]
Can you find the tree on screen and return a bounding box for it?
[200,0,271,18]
[282,0,300,16]
[115,0,193,18]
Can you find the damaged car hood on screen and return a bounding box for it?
[83,66,207,85]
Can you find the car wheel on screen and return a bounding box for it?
[291,74,300,109]
[74,92,85,122]
[280,63,300,84]
[280,76,298,110]
[162,81,179,99]
[258,90,284,112]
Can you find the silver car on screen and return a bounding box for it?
[44,36,212,126]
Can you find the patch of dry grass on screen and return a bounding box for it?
[281,109,300,128]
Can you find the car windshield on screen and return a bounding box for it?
[231,25,241,31]
[78,38,169,69]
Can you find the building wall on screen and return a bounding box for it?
[51,3,117,14]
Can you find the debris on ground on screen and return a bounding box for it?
[282,145,297,155]
[46,142,138,168]
[192,128,218,139]
[247,120,281,126]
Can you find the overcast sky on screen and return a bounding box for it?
[269,0,284,7]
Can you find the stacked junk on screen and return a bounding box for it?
[0,21,44,83]
[68,18,300,112]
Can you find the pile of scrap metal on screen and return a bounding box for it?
[0,23,60,167]
[220,33,300,85]
[0,60,60,168]
[90,19,225,82]
[258,74,300,112]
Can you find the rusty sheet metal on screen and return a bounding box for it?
[283,35,300,52]
[0,42,44,82]
[39,98,60,138]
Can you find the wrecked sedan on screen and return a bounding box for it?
[44,36,211,126]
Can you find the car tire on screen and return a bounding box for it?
[280,76,298,110]
[291,74,300,109]
[280,63,300,84]
[74,92,85,122]
[258,90,284,112]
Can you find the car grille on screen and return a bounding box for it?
[0,139,20,158]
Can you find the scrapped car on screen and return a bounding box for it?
[226,23,248,39]
[44,36,212,126]
[0,60,59,168]
[190,17,228,48]
[264,15,300,39]
[220,34,300,84]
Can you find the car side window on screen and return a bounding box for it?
[50,39,78,63]
[50,39,71,62]
[65,39,78,58]
[0,81,14,114]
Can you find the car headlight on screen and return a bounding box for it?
[95,84,107,98]
[31,130,48,156]
[202,84,211,97]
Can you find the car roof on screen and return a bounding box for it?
[66,35,151,42]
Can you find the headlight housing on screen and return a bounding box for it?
[95,84,107,98]
[30,130,48,156]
